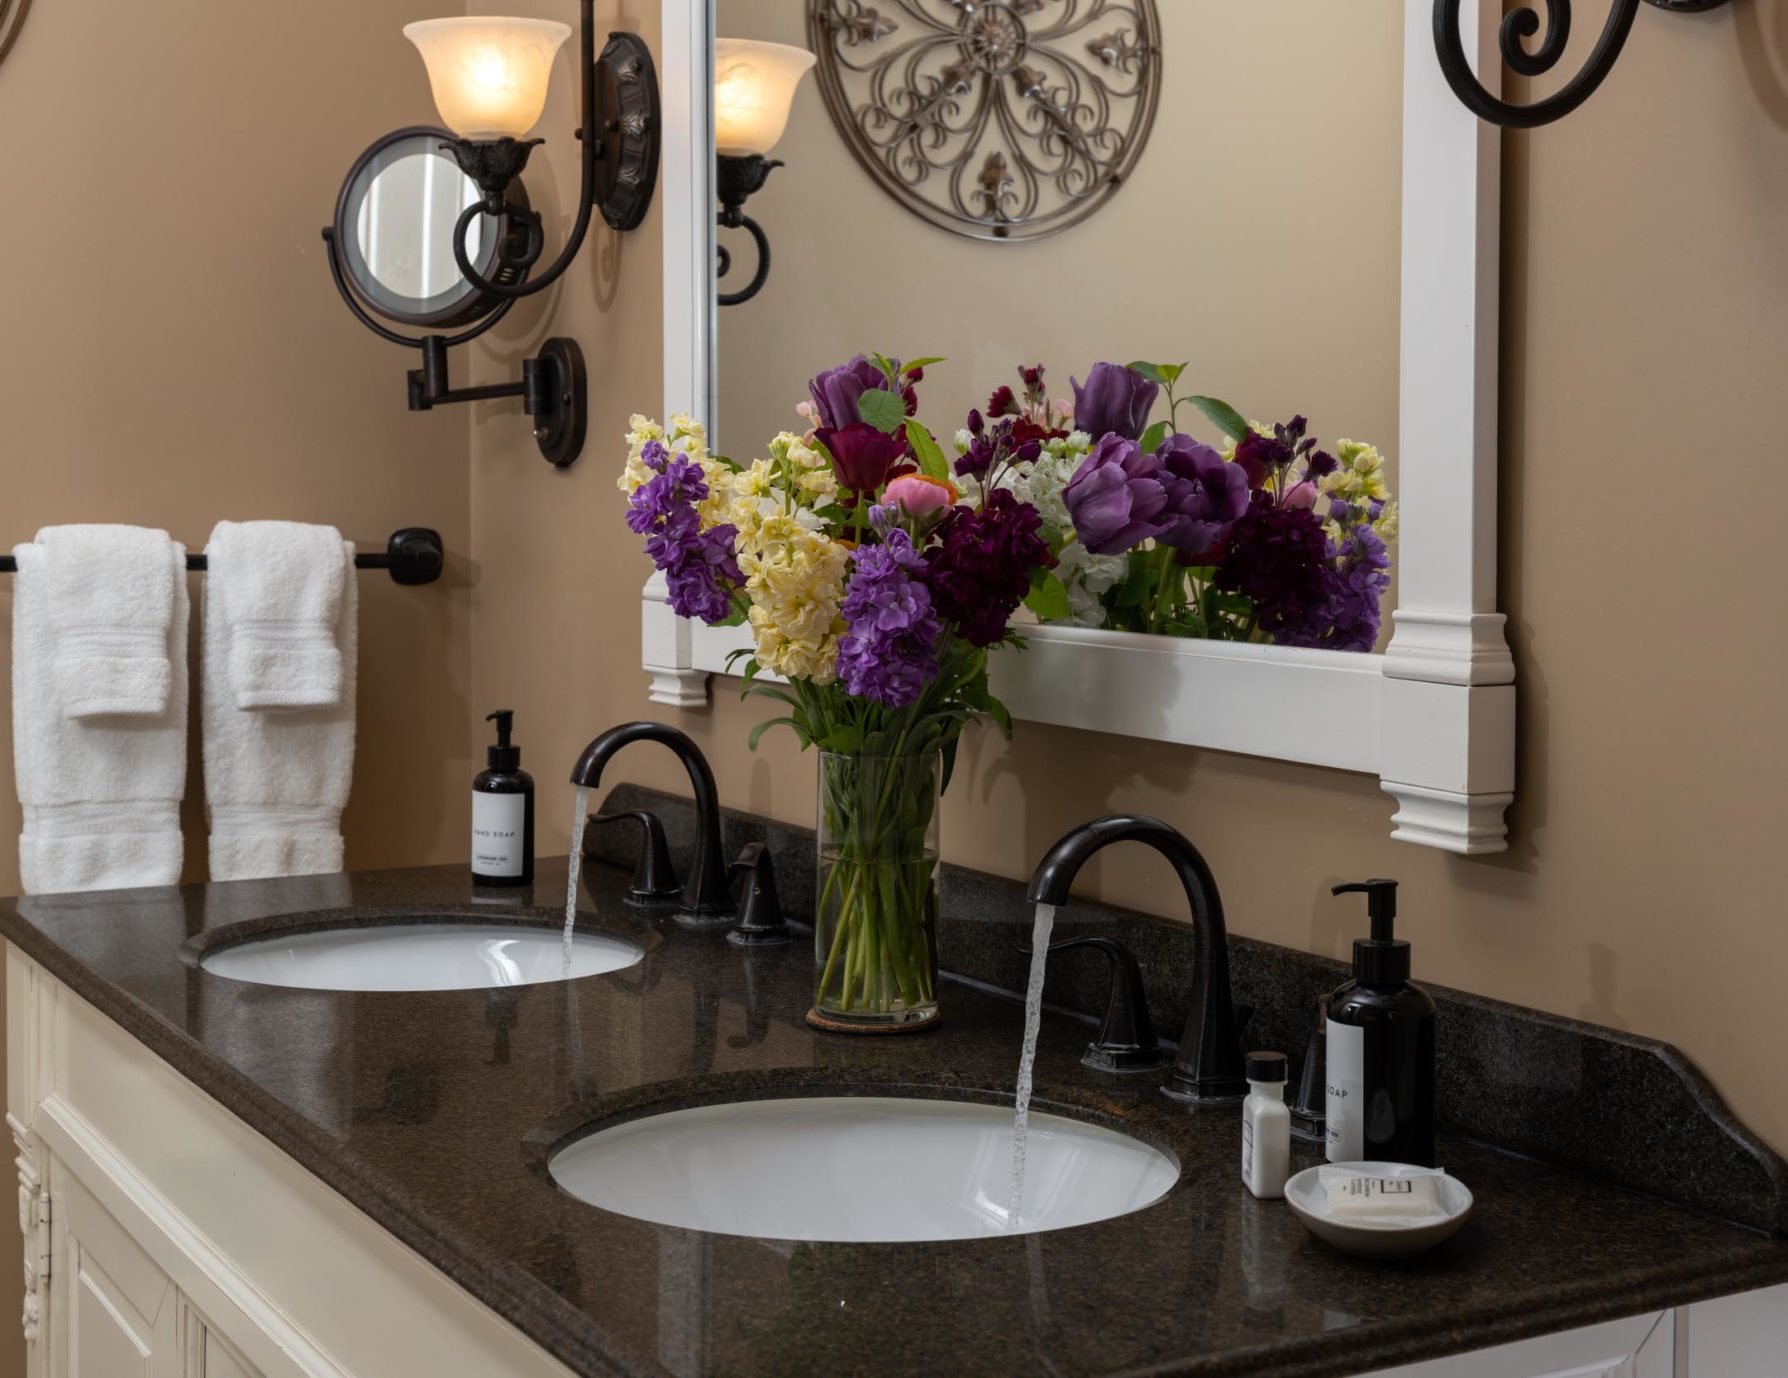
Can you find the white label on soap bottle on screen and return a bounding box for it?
[472,793,525,877]
[1325,1019,1364,1162]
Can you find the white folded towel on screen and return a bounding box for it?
[209,521,348,710]
[10,531,189,893]
[203,524,358,881]
[39,524,178,718]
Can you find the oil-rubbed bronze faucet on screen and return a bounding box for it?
[570,722,734,930]
[1027,814,1248,1103]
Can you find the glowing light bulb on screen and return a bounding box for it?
[714,38,816,157]
[404,17,571,139]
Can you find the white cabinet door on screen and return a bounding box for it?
[51,1160,181,1378]
[177,1297,265,1378]
[1682,1281,1788,1378]
[1362,1310,1672,1378]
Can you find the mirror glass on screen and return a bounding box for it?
[714,2,1404,652]
[356,150,485,303]
[336,128,510,327]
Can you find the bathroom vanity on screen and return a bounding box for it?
[5,814,1788,1378]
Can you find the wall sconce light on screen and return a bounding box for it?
[714,38,815,307]
[1434,0,1727,129]
[321,4,660,467]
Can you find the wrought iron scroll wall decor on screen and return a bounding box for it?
[1434,0,1728,129]
[0,0,33,68]
[807,0,1161,243]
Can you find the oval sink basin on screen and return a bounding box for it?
[200,923,642,992]
[549,1096,1178,1241]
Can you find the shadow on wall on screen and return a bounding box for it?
[1735,0,1788,130]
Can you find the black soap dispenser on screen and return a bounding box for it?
[1324,879,1435,1167]
[472,710,534,887]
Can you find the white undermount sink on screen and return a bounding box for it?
[199,923,642,992]
[548,1095,1179,1241]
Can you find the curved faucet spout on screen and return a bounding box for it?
[571,722,734,929]
[1027,814,1247,1103]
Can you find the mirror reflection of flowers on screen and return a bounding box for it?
[956,361,1398,650]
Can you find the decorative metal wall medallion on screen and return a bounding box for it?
[0,0,34,68]
[807,0,1162,242]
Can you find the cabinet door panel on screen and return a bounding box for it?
[1362,1310,1669,1378]
[56,1166,178,1378]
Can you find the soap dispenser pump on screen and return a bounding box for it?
[472,710,534,887]
[1323,879,1435,1167]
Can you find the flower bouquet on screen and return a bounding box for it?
[620,355,1055,1029]
[956,361,1398,649]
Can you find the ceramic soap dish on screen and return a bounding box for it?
[1285,1161,1474,1260]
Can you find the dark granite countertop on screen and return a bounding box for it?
[4,852,1788,1378]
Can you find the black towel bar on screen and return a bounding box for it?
[0,527,444,586]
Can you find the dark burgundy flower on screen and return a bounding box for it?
[926,490,1054,647]
[815,423,912,495]
[1213,492,1330,638]
[1155,433,1251,558]
[1070,362,1159,441]
[808,356,891,430]
[987,384,1018,418]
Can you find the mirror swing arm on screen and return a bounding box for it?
[322,3,661,467]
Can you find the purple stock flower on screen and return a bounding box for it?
[1155,434,1250,558]
[955,416,1043,481]
[627,455,707,535]
[926,489,1053,647]
[627,453,741,624]
[1277,523,1390,653]
[836,530,942,708]
[1062,433,1171,554]
[808,356,891,430]
[1070,363,1159,441]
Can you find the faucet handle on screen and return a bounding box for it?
[726,843,790,947]
[1024,934,1168,1074]
[587,811,680,909]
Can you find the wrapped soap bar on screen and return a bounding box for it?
[1322,1172,1442,1218]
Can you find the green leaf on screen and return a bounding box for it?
[904,419,950,482]
[748,717,797,752]
[1023,570,1071,622]
[1126,360,1168,387]
[857,388,906,434]
[1139,420,1169,456]
[1186,395,1251,442]
[902,356,945,372]
[1158,362,1187,386]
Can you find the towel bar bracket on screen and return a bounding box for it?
[0,528,445,586]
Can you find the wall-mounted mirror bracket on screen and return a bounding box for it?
[322,226,588,468]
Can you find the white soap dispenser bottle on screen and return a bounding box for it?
[1242,1051,1292,1200]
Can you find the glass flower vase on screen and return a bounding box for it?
[812,750,942,1031]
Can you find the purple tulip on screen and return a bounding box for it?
[1070,363,1159,441]
[1062,433,1172,555]
[814,423,913,495]
[1155,434,1252,557]
[808,356,891,431]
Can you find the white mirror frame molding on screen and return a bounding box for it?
[644,0,1516,855]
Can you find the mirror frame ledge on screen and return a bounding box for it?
[642,0,1515,856]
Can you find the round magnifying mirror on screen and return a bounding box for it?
[333,126,529,328]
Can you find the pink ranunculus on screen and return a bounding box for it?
[1284,481,1319,510]
[884,473,958,517]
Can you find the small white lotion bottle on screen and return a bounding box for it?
[1242,1051,1292,1200]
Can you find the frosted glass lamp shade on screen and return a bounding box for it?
[404,16,572,139]
[714,38,816,157]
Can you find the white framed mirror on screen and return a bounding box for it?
[646,0,1515,854]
